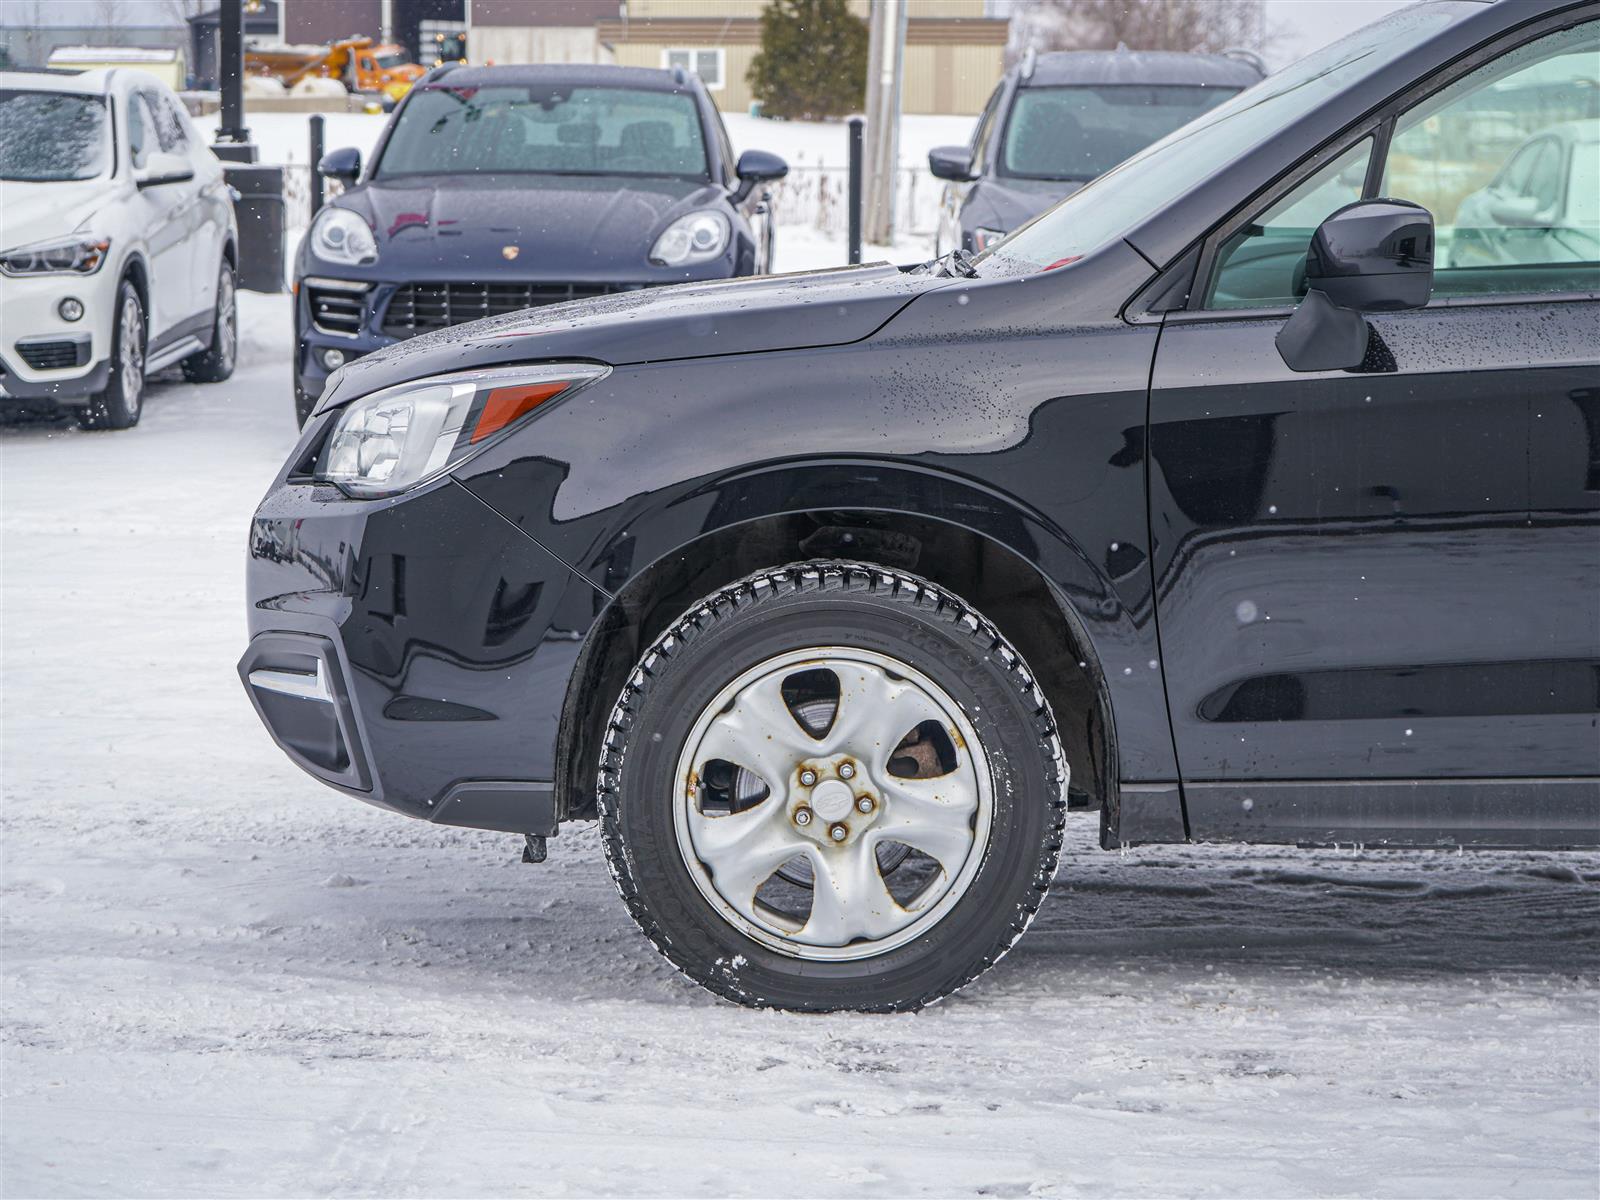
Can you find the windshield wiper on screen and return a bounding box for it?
[938,249,980,278]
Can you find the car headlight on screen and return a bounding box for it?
[650,210,730,267]
[0,236,111,276]
[314,363,609,498]
[310,207,377,266]
[972,227,1007,253]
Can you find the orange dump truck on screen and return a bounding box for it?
[246,37,424,104]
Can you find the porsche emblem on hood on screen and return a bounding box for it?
[502,245,520,261]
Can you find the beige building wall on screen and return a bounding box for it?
[627,0,990,17]
[593,1,1006,115]
[608,40,762,112]
[473,26,610,66]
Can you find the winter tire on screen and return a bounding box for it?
[78,280,145,431]
[599,563,1066,1012]
[181,260,237,384]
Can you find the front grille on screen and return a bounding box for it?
[381,282,629,339]
[305,281,369,336]
[16,339,88,370]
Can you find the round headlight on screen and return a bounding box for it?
[650,211,731,267]
[310,207,378,266]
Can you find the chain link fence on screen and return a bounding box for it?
[768,160,938,241]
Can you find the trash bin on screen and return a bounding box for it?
[224,163,286,294]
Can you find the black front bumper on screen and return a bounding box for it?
[239,452,608,834]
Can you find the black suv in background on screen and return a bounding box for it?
[244,0,1599,1013]
[291,63,787,423]
[930,47,1263,255]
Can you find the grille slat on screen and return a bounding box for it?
[16,340,87,370]
[381,282,625,339]
[306,284,367,337]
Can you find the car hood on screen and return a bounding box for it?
[335,174,722,280]
[0,178,117,250]
[967,177,1082,235]
[318,262,947,412]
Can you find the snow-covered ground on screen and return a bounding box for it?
[4,294,1599,1195]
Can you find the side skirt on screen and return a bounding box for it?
[1182,777,1600,849]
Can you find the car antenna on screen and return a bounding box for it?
[1020,43,1036,81]
[671,65,687,86]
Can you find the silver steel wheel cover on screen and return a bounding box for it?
[672,647,994,962]
[120,293,143,401]
[217,269,236,371]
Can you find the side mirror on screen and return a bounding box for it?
[928,145,975,182]
[135,151,194,189]
[318,146,362,185]
[732,149,787,203]
[1276,198,1433,372]
[1488,194,1546,228]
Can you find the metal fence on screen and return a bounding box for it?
[769,162,939,241]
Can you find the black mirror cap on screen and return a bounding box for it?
[735,148,788,182]
[318,146,363,183]
[1307,198,1434,313]
[928,145,975,182]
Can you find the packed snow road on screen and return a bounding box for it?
[2,294,1596,1198]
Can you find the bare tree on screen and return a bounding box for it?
[161,0,212,23]
[1007,0,1275,67]
[88,0,126,39]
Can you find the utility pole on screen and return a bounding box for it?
[212,0,257,162]
[862,0,907,248]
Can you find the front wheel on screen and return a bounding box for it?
[599,564,1066,1011]
[77,280,145,431]
[181,260,237,384]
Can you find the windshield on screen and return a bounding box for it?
[980,3,1459,274]
[1001,84,1240,181]
[0,89,110,182]
[374,51,409,69]
[375,84,710,180]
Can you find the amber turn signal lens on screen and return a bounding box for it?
[471,381,571,443]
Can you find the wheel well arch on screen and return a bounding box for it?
[555,509,1118,826]
[221,238,237,268]
[120,255,150,325]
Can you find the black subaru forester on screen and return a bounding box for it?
[243,0,1600,1012]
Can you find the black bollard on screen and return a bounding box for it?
[309,114,325,218]
[847,115,864,266]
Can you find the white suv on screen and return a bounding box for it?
[0,69,238,429]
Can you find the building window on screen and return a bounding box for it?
[662,47,725,91]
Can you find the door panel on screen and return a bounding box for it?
[1149,301,1599,792]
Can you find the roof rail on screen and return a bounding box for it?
[421,61,460,84]
[1019,43,1036,81]
[1221,47,1267,75]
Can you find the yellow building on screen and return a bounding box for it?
[597,0,1007,116]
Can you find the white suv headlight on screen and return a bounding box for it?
[650,210,730,266]
[314,364,609,498]
[309,207,377,266]
[0,236,111,276]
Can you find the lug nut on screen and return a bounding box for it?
[829,823,848,842]
[838,762,855,780]
[794,807,813,826]
[799,768,818,787]
[856,796,874,814]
